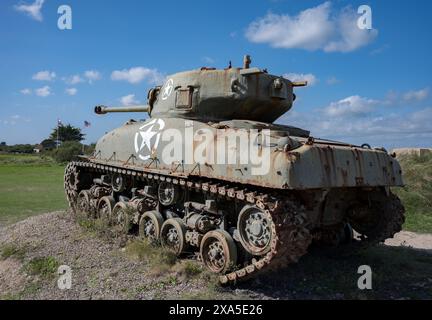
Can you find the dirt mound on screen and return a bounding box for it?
[1,211,431,300]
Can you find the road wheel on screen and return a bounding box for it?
[160,218,187,255]
[139,210,164,242]
[237,205,274,256]
[112,202,134,234]
[200,230,237,274]
[97,196,115,225]
[77,190,92,217]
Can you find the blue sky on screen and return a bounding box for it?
[0,0,431,150]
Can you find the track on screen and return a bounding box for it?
[64,160,313,283]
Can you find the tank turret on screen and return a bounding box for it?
[95,55,307,123]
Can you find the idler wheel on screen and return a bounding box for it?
[347,192,405,242]
[237,205,274,256]
[160,218,187,255]
[139,210,164,242]
[200,230,237,274]
[112,202,134,234]
[97,196,116,224]
[77,190,92,217]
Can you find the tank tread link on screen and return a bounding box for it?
[64,159,404,284]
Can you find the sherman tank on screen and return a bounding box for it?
[64,56,405,283]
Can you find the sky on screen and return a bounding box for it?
[0,0,431,150]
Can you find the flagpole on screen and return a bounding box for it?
[57,118,59,149]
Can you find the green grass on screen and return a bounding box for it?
[393,153,432,233]
[0,154,67,226]
[0,243,27,261]
[24,256,60,279]
[125,240,178,272]
[0,153,56,166]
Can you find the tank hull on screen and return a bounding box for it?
[91,117,403,190]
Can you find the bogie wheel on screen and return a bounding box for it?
[77,190,92,217]
[112,202,134,234]
[97,196,116,224]
[237,205,274,256]
[200,230,237,274]
[139,210,164,242]
[160,218,187,255]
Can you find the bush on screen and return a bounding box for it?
[24,256,59,279]
[49,141,83,163]
[393,153,432,233]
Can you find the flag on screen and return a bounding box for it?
[84,121,91,128]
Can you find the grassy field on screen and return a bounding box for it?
[0,154,67,226]
[0,152,431,233]
[393,153,432,233]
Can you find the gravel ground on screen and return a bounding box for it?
[1,211,431,300]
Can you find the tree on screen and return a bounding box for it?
[50,141,83,162]
[8,144,35,154]
[40,139,56,150]
[50,124,85,143]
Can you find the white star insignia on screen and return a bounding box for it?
[139,125,157,152]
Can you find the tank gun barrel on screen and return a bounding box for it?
[95,105,150,115]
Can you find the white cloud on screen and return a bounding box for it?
[283,73,318,86]
[324,7,378,53]
[111,67,164,85]
[32,70,56,81]
[20,88,32,95]
[120,94,139,106]
[324,95,379,117]
[11,115,21,120]
[65,88,77,96]
[35,86,51,97]
[403,88,429,102]
[84,70,102,83]
[245,2,378,53]
[14,0,45,22]
[279,105,432,149]
[64,75,84,85]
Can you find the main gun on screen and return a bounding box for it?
[94,105,150,115]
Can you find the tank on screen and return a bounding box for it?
[64,55,405,283]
